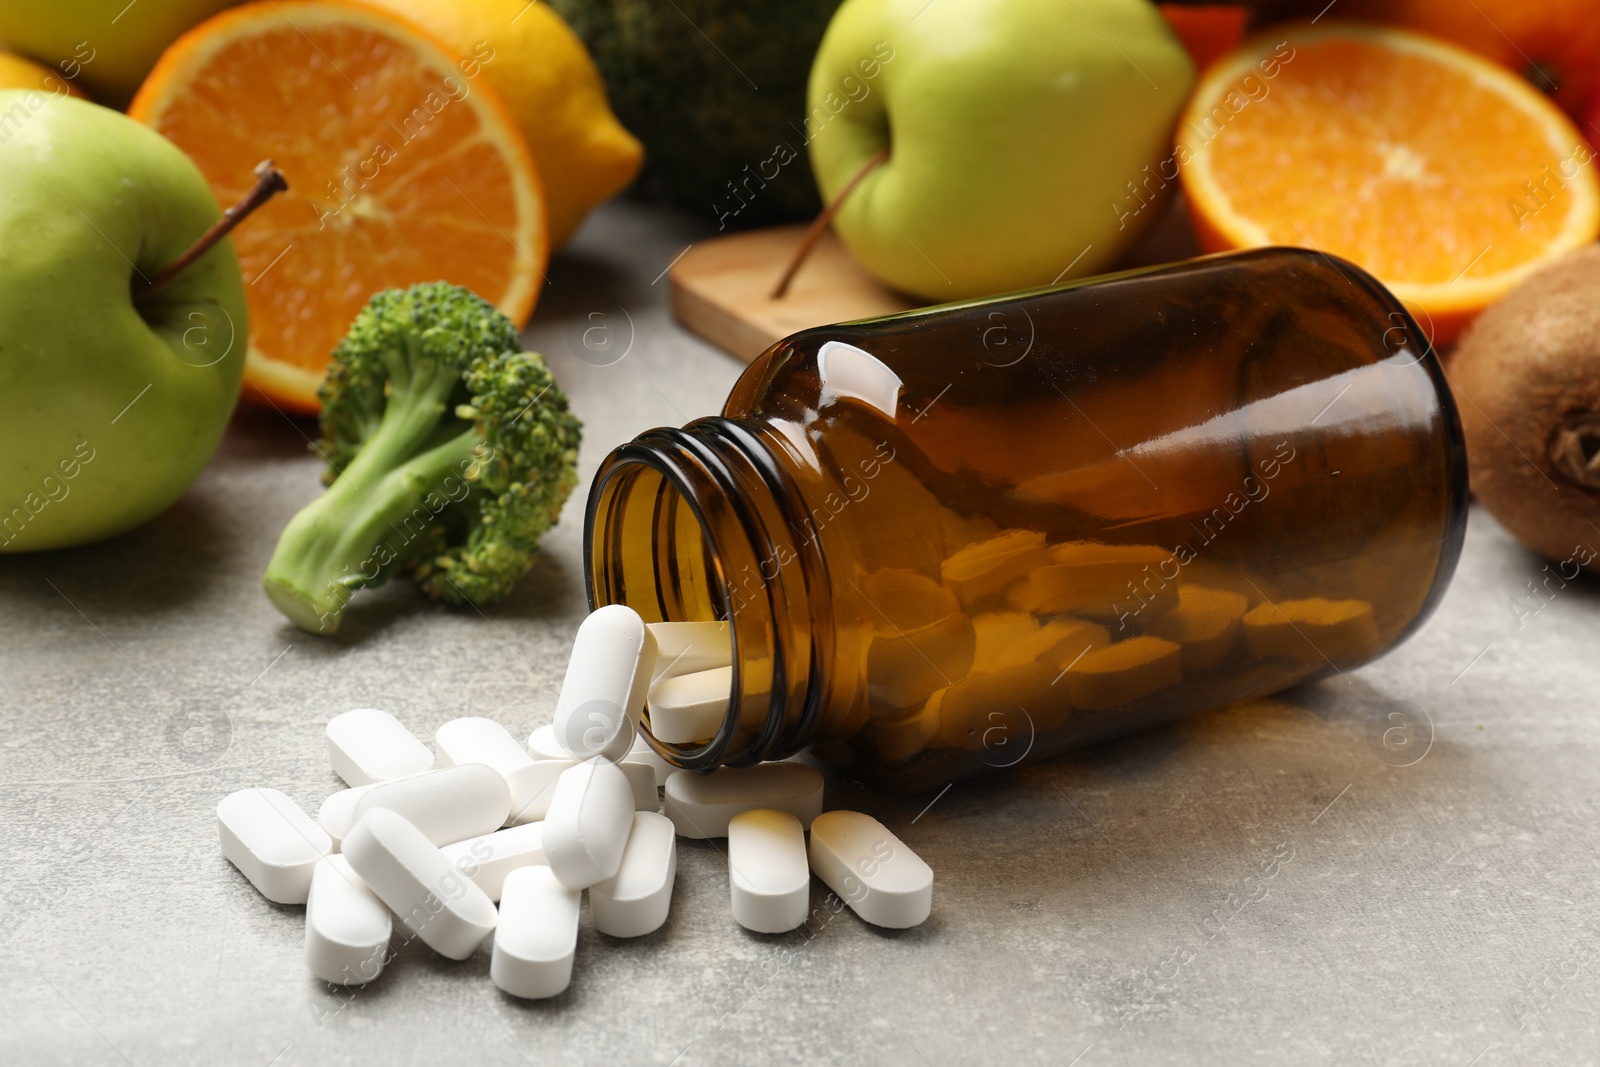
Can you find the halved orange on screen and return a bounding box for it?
[1178,22,1600,345]
[129,0,546,412]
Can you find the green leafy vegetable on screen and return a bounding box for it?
[263,282,581,634]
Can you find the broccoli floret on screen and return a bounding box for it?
[262,282,581,634]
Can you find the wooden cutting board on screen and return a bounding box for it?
[669,200,1203,363]
[668,225,916,363]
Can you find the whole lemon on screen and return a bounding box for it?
[0,0,238,108]
[362,0,642,248]
[0,50,88,98]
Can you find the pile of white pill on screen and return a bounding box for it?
[216,605,933,998]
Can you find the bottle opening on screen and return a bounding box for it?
[585,423,820,771]
[589,460,728,626]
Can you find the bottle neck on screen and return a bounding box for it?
[584,417,831,769]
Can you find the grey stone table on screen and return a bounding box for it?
[4,202,1598,1067]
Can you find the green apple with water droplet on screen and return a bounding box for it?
[806,0,1194,301]
[0,91,247,552]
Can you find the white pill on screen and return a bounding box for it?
[217,787,331,904]
[589,811,677,938]
[351,764,510,846]
[728,809,810,933]
[325,708,434,787]
[342,808,497,960]
[441,823,547,902]
[317,782,389,850]
[436,717,534,779]
[647,621,732,680]
[619,760,659,811]
[527,723,568,762]
[628,735,676,787]
[542,757,635,889]
[662,763,825,839]
[807,810,932,929]
[304,855,391,985]
[646,665,731,744]
[504,759,575,824]
[552,605,657,762]
[491,866,580,999]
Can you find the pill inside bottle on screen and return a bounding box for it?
[586,248,1467,790]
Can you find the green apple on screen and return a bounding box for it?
[0,90,247,552]
[807,0,1193,301]
[0,0,239,108]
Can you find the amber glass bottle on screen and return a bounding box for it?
[585,248,1468,791]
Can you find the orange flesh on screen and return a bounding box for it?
[1198,38,1586,286]
[132,4,543,408]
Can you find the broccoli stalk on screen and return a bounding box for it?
[262,283,581,634]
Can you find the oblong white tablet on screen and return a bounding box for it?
[317,783,382,850]
[217,787,332,904]
[342,808,497,960]
[662,763,824,839]
[305,855,391,985]
[807,810,932,929]
[543,757,635,889]
[351,764,511,846]
[728,809,810,933]
[619,760,659,812]
[491,866,580,999]
[326,708,434,787]
[627,735,676,787]
[503,759,575,825]
[552,605,657,762]
[647,621,732,680]
[441,823,547,902]
[646,665,731,744]
[436,717,534,779]
[589,811,677,938]
[527,724,568,762]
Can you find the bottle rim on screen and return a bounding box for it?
[584,419,826,771]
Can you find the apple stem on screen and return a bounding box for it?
[136,160,288,299]
[770,146,889,300]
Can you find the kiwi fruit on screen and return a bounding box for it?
[1449,244,1600,569]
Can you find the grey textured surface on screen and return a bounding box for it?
[4,202,1599,1066]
